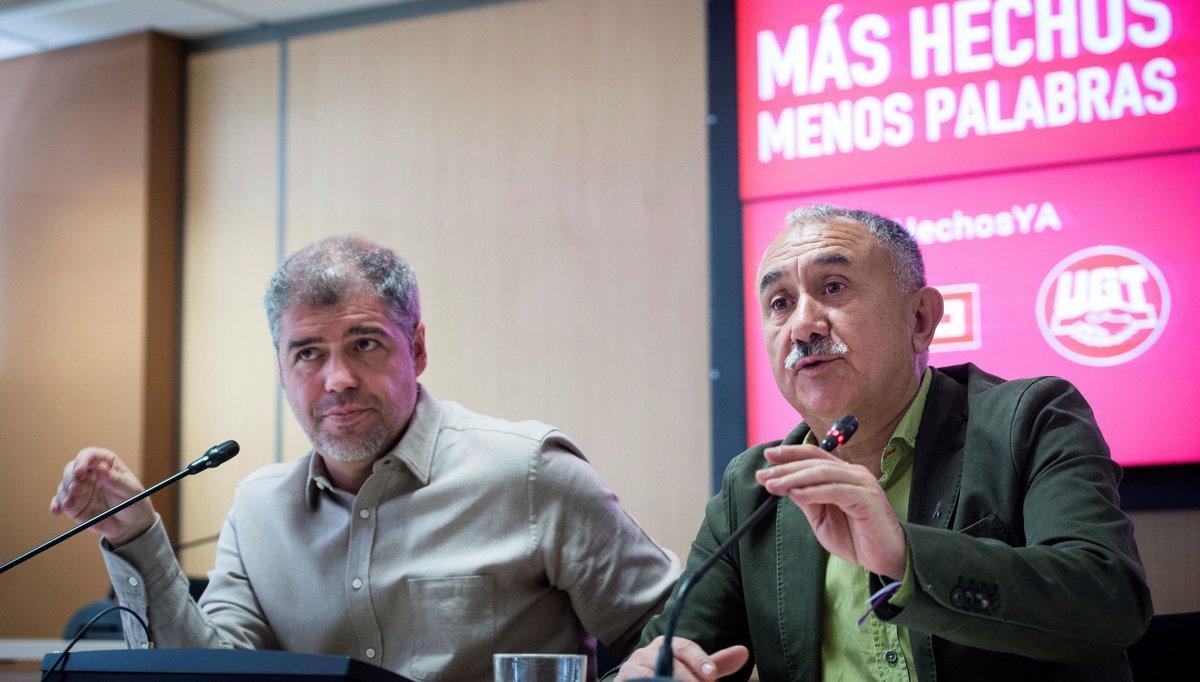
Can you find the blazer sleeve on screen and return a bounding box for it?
[877,377,1152,663]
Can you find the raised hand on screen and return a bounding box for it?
[757,444,907,580]
[50,447,156,547]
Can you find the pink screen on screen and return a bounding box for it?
[735,0,1199,466]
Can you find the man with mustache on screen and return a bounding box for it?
[50,236,679,681]
[615,205,1151,680]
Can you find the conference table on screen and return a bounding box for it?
[0,638,124,679]
[0,642,417,680]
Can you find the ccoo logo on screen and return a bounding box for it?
[1036,246,1170,366]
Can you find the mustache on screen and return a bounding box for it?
[785,336,848,370]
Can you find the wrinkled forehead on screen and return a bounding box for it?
[756,218,879,281]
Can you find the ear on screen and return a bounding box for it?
[910,286,944,354]
[410,322,428,376]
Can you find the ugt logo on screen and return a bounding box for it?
[1036,246,1170,366]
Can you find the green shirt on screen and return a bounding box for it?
[816,368,931,682]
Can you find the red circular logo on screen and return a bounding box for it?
[1036,246,1170,366]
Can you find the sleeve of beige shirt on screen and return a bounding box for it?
[533,433,681,658]
[101,512,279,651]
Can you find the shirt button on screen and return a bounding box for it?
[359,509,370,519]
[127,576,139,587]
[365,648,376,659]
[351,578,363,589]
[885,650,899,666]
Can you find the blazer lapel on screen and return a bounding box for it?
[773,424,826,681]
[909,368,968,529]
[906,367,969,680]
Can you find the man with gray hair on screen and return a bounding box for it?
[615,205,1150,680]
[51,235,679,681]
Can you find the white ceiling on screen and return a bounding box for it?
[0,0,419,60]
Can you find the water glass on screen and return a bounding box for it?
[493,653,586,682]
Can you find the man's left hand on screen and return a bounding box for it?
[756,444,907,580]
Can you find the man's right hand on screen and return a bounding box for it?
[49,447,156,547]
[615,636,749,681]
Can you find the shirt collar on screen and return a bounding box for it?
[304,386,444,508]
[390,385,443,485]
[890,367,932,453]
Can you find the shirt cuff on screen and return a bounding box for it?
[99,516,180,646]
[889,543,917,607]
[868,540,915,621]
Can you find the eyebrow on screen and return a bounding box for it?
[758,269,783,294]
[757,253,851,293]
[286,326,389,351]
[346,325,388,337]
[815,252,851,267]
[286,336,322,352]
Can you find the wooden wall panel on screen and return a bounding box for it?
[0,33,181,638]
[177,43,280,575]
[283,0,709,556]
[143,33,185,542]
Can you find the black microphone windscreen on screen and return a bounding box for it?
[819,415,859,452]
[204,440,240,466]
[836,415,859,438]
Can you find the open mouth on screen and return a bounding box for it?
[796,355,843,371]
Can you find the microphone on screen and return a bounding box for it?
[0,440,240,575]
[642,416,858,680]
[818,415,858,452]
[186,440,240,474]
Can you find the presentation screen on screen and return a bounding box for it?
[736,0,1198,466]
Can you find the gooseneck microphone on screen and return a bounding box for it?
[0,440,239,575]
[644,416,858,680]
[185,440,240,474]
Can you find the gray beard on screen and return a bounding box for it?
[314,423,392,463]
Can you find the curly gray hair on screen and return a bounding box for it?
[784,204,926,291]
[263,235,420,346]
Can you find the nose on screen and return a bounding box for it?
[788,293,831,343]
[322,352,358,393]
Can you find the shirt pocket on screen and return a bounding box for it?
[405,575,496,681]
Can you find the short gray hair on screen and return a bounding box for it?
[784,204,925,291]
[264,235,420,346]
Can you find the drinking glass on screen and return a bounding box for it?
[492,653,586,682]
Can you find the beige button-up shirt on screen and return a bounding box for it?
[103,389,679,680]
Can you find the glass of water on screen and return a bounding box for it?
[493,653,586,682]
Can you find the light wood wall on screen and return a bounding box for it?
[177,43,282,572]
[178,0,710,572]
[0,33,182,638]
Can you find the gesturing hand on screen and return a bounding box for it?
[49,447,156,548]
[756,444,907,580]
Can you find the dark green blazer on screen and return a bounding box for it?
[632,364,1152,681]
